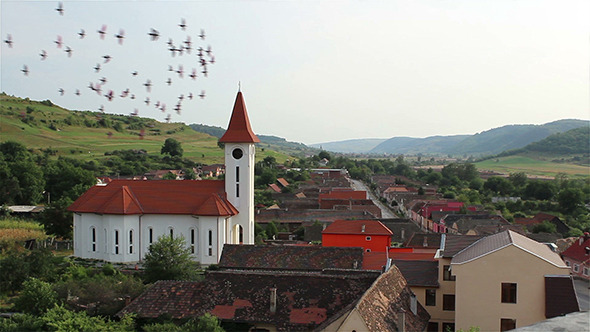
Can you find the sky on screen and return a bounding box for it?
[1,0,588,145]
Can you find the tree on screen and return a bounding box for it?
[143,235,199,283]
[161,138,184,157]
[557,188,584,213]
[162,172,177,180]
[318,150,331,161]
[484,177,514,196]
[531,220,557,234]
[194,313,225,332]
[13,278,59,315]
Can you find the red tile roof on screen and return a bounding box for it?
[277,178,289,187]
[68,180,238,216]
[219,92,260,143]
[561,234,590,263]
[322,220,393,236]
[319,191,367,200]
[268,183,281,193]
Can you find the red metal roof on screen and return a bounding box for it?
[68,180,238,216]
[219,92,260,143]
[322,220,393,236]
[561,234,590,263]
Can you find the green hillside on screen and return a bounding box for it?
[0,93,292,164]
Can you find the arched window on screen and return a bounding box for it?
[148,227,154,245]
[90,227,96,252]
[208,229,213,256]
[189,228,197,254]
[129,229,134,254]
[114,230,120,254]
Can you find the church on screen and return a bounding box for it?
[68,91,260,265]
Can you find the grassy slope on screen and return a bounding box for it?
[0,94,291,164]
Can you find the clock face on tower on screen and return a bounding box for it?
[232,148,243,160]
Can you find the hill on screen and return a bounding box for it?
[189,124,315,157]
[0,93,293,164]
[309,139,387,153]
[366,119,589,156]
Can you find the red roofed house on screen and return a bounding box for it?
[322,219,393,253]
[561,232,590,280]
[69,91,259,265]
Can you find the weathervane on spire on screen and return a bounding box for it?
[238,81,241,92]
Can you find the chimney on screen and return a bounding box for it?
[361,224,366,233]
[270,287,277,314]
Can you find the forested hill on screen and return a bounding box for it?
[502,126,590,155]
[369,119,589,156]
[189,123,314,156]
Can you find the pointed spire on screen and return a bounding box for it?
[219,91,260,143]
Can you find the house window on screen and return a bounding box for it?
[427,322,438,332]
[584,267,589,276]
[129,229,134,254]
[148,227,153,245]
[190,228,197,254]
[426,289,436,306]
[501,283,517,303]
[104,229,107,252]
[236,166,240,182]
[208,230,213,256]
[169,227,174,239]
[366,236,371,241]
[410,293,417,315]
[573,264,580,273]
[443,265,455,281]
[366,248,371,253]
[90,227,96,252]
[442,323,455,332]
[500,318,516,332]
[236,184,240,198]
[114,230,120,254]
[565,260,571,267]
[443,294,455,311]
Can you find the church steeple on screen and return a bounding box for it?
[219,92,260,143]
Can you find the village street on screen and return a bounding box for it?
[350,179,398,219]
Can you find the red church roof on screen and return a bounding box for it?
[68,180,238,216]
[219,92,260,143]
[322,219,393,236]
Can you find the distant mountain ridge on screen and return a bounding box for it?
[316,119,589,156]
[309,139,387,153]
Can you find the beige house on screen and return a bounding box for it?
[451,230,575,332]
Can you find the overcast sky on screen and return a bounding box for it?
[1,0,588,145]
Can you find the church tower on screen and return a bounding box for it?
[219,91,260,245]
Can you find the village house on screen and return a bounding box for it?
[68,91,259,264]
[322,219,393,253]
[560,232,590,280]
[514,212,570,236]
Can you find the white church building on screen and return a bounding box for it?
[68,91,260,265]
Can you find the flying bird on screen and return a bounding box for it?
[130,94,135,100]
[40,50,47,60]
[54,35,63,48]
[166,78,172,86]
[209,56,215,64]
[78,29,86,39]
[75,89,81,96]
[98,105,105,112]
[130,108,138,116]
[65,46,73,57]
[4,34,13,48]
[58,88,65,96]
[168,65,174,72]
[179,18,187,30]
[131,71,138,76]
[99,77,107,84]
[104,90,114,101]
[94,63,101,73]
[176,65,184,78]
[21,65,29,76]
[199,29,206,40]
[199,90,206,99]
[103,54,112,63]
[56,2,64,15]
[144,97,150,105]
[189,69,197,80]
[98,25,107,39]
[165,114,171,123]
[143,79,152,92]
[148,28,159,41]
[115,29,125,44]
[188,92,194,100]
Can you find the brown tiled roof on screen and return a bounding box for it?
[322,220,393,236]
[277,178,289,187]
[452,230,567,267]
[404,233,441,249]
[440,234,484,258]
[354,265,430,332]
[392,260,439,287]
[561,234,590,263]
[218,245,364,271]
[544,275,580,318]
[119,269,380,330]
[268,183,281,193]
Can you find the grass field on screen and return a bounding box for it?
[475,155,589,179]
[0,94,292,165]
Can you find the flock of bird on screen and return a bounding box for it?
[3,2,216,133]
